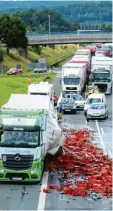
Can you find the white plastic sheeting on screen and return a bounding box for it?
[46,103,65,155]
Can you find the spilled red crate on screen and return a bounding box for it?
[45,128,112,198]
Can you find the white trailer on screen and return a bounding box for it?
[91,56,113,72]
[75,48,91,59]
[62,62,86,93]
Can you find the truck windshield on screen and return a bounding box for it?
[64,77,80,85]
[93,72,110,80]
[0,130,40,148]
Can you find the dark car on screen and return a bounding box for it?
[61,98,77,114]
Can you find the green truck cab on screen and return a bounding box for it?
[0,94,64,182]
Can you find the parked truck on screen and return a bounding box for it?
[91,65,112,94]
[61,62,86,93]
[0,94,64,182]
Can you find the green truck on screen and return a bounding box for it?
[0,94,64,182]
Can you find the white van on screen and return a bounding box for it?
[84,93,106,115]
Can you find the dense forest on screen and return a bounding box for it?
[0,1,112,24]
[14,9,80,33]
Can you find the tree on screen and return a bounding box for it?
[0,14,28,54]
[0,49,4,64]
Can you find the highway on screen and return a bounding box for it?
[0,67,112,210]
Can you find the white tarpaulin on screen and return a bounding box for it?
[46,103,65,155]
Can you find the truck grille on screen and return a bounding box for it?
[66,87,77,90]
[2,154,34,171]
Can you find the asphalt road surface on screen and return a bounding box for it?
[45,68,112,210]
[0,67,112,210]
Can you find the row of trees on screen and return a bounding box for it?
[0,14,27,54]
[14,8,80,33]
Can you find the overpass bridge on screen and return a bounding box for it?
[27,33,112,45]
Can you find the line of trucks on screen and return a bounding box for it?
[61,43,112,95]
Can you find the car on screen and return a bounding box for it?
[34,67,47,73]
[86,103,108,120]
[60,98,77,114]
[62,92,85,110]
[57,92,85,110]
[7,68,23,75]
[84,93,106,116]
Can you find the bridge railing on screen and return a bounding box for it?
[28,34,112,45]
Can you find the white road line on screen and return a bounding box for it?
[37,171,49,211]
[108,150,112,158]
[101,127,105,136]
[95,120,107,154]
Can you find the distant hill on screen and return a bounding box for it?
[0,1,112,23]
[0,1,73,11]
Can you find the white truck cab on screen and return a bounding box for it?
[62,62,86,93]
[28,82,54,103]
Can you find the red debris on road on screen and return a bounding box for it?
[45,128,112,198]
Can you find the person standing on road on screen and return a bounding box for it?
[57,103,63,127]
[28,76,32,85]
[53,92,58,107]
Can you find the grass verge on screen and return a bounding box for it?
[1,44,76,72]
[0,72,55,107]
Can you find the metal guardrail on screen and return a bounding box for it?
[28,34,112,45]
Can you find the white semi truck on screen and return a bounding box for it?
[91,65,112,94]
[61,62,86,93]
[0,94,64,182]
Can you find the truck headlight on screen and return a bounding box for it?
[0,168,4,173]
[31,162,39,173]
[31,167,39,174]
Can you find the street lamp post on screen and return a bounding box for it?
[48,15,50,36]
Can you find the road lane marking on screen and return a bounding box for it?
[101,127,105,136]
[37,171,49,211]
[108,150,112,158]
[95,120,107,154]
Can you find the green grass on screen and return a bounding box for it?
[1,44,76,72]
[0,44,76,106]
[0,73,55,107]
